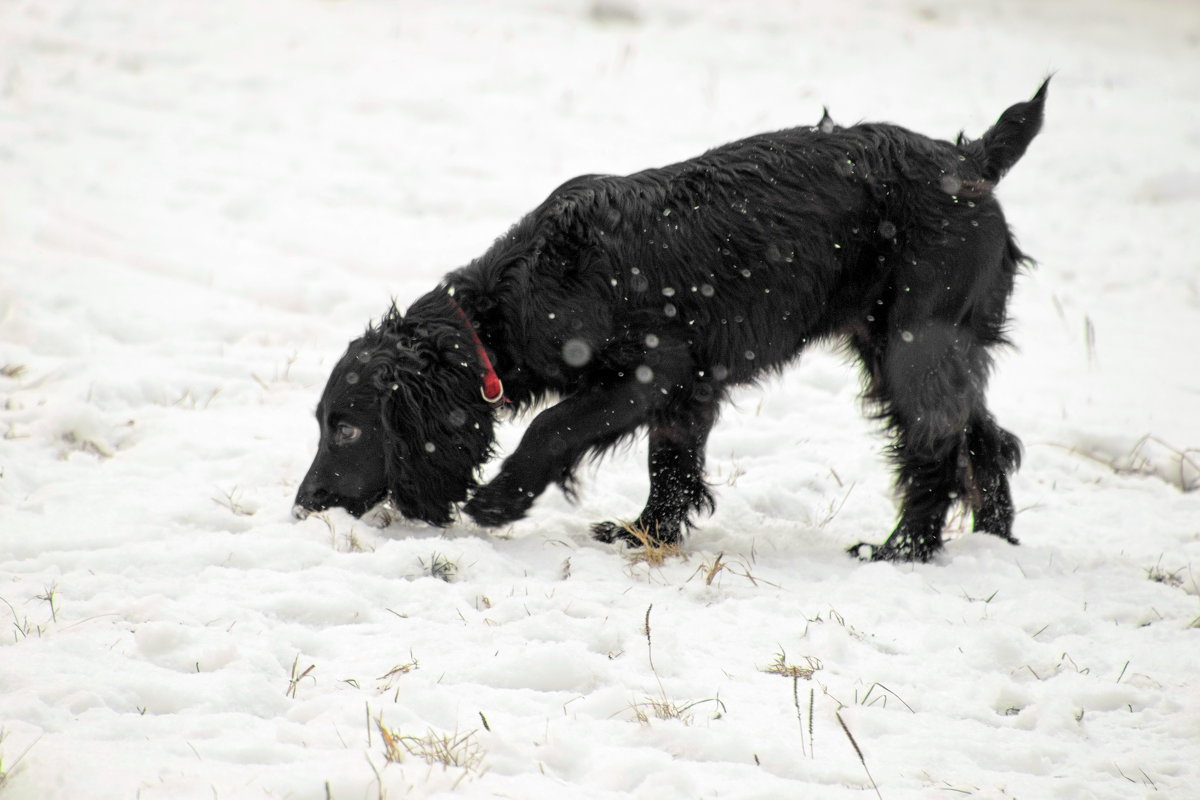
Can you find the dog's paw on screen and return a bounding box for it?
[847,537,938,563]
[463,478,534,528]
[591,520,682,549]
[846,541,877,561]
[848,540,909,562]
[591,521,642,547]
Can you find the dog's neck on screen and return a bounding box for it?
[446,291,507,408]
[437,218,550,407]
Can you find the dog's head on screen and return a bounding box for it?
[293,306,497,526]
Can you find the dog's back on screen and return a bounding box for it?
[478,83,1048,389]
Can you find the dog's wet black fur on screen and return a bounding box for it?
[295,81,1048,562]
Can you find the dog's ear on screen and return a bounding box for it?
[378,382,455,526]
[373,340,496,526]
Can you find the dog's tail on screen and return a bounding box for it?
[970,78,1049,183]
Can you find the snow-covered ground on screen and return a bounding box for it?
[2,0,1198,797]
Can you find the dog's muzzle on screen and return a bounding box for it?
[291,504,313,521]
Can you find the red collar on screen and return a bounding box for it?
[447,293,508,409]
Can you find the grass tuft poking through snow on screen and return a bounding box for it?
[376,718,485,775]
[420,552,459,582]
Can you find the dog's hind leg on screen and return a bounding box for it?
[592,396,718,546]
[850,320,983,562]
[964,413,1022,543]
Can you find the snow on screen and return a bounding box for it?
[2,0,1199,798]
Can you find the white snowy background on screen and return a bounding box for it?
[2,0,1198,798]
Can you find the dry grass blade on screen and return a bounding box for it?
[704,552,726,585]
[762,650,822,758]
[1046,434,1200,492]
[1125,435,1200,492]
[808,687,815,757]
[35,583,59,624]
[0,364,27,379]
[858,682,916,713]
[376,720,404,763]
[377,655,420,694]
[687,551,780,589]
[837,711,884,800]
[621,523,684,567]
[313,513,376,553]
[378,660,419,682]
[1084,315,1097,365]
[212,486,254,516]
[286,654,316,698]
[813,483,856,528]
[631,697,687,725]
[0,729,44,789]
[643,604,663,695]
[342,529,371,553]
[1145,557,1186,589]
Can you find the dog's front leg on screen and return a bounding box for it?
[464,373,674,528]
[592,398,718,546]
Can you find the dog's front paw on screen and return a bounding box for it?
[591,520,681,548]
[463,476,535,528]
[591,521,642,546]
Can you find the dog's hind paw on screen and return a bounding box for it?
[847,541,878,561]
[847,537,938,563]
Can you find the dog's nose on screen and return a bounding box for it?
[293,482,332,519]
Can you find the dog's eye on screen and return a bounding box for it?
[333,423,362,445]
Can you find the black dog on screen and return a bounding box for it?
[294,81,1047,562]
